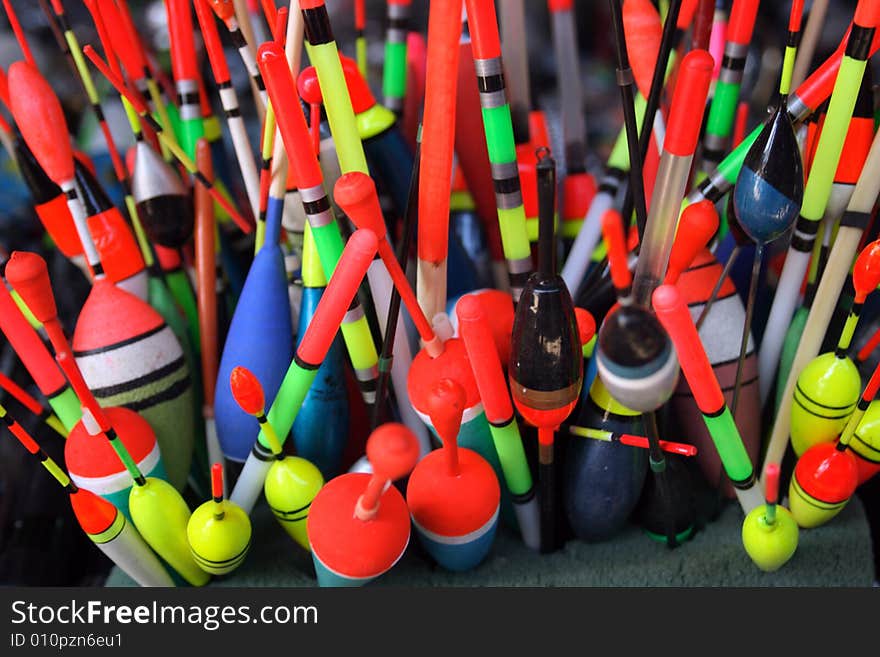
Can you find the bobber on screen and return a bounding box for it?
[230,365,324,551]
[131,139,195,249]
[6,60,196,491]
[5,252,207,587]
[308,423,419,587]
[187,464,252,575]
[741,464,799,573]
[214,129,293,462]
[165,0,205,158]
[1,400,174,587]
[408,379,500,571]
[73,157,149,302]
[206,0,268,111]
[457,293,540,551]
[790,239,880,456]
[509,148,582,552]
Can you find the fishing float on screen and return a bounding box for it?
[206,0,268,111]
[741,463,799,572]
[290,225,350,478]
[621,0,661,102]
[652,283,763,515]
[166,0,208,157]
[594,208,690,547]
[187,463,252,575]
[193,0,260,220]
[230,365,324,551]
[563,425,697,457]
[229,229,378,514]
[7,61,196,489]
[0,401,174,587]
[353,0,367,77]
[630,48,715,307]
[788,240,880,456]
[750,1,880,417]
[457,292,540,551]
[729,39,805,415]
[407,378,500,571]
[701,0,761,173]
[775,71,874,407]
[382,0,411,115]
[848,402,880,486]
[765,112,880,477]
[334,171,443,358]
[81,45,253,236]
[6,251,208,587]
[0,371,67,438]
[416,0,462,318]
[0,281,80,432]
[509,148,581,552]
[462,0,532,301]
[308,422,419,587]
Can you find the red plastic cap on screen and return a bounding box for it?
[333,172,387,237]
[601,208,632,292]
[726,0,760,45]
[764,462,780,505]
[229,365,265,415]
[208,0,236,21]
[664,49,714,157]
[426,378,466,447]
[547,0,573,11]
[854,0,880,28]
[367,422,420,482]
[296,66,323,105]
[5,251,58,324]
[665,200,719,284]
[852,239,880,302]
[339,54,376,114]
[297,230,378,365]
[651,284,723,412]
[8,62,74,184]
[575,307,596,346]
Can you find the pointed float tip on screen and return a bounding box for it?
[229,366,265,416]
[4,251,58,325]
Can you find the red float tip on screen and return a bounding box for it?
[726,0,760,45]
[274,7,288,45]
[333,172,387,238]
[4,251,58,325]
[575,308,596,346]
[229,365,265,416]
[788,0,805,33]
[366,422,420,482]
[354,0,365,30]
[665,200,719,284]
[50,0,64,14]
[208,0,236,22]
[426,378,466,448]
[298,0,326,10]
[854,0,880,28]
[677,0,700,30]
[623,0,662,98]
[7,61,74,185]
[3,0,36,68]
[601,208,632,294]
[70,487,118,535]
[166,0,200,81]
[297,66,323,106]
[211,462,225,500]
[194,0,232,83]
[664,49,714,157]
[852,239,880,302]
[764,462,780,505]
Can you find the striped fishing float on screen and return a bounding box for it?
[759,1,880,477]
[564,425,698,456]
[207,0,268,111]
[166,0,206,158]
[258,41,381,407]
[229,229,378,513]
[701,0,760,172]
[462,0,532,301]
[230,365,324,551]
[0,401,174,587]
[382,0,411,115]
